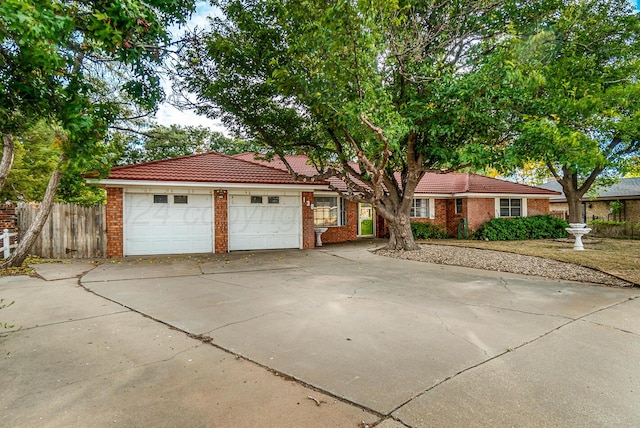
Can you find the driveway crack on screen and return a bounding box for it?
[434,312,489,357]
[388,295,637,422]
[204,311,289,334]
[6,310,131,333]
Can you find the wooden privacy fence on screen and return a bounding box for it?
[17,203,106,259]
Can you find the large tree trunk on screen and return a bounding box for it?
[557,171,586,224]
[385,212,419,251]
[564,188,584,224]
[1,162,63,268]
[0,133,15,193]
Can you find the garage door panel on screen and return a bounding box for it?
[228,194,301,251]
[125,193,213,255]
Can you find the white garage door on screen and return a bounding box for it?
[228,194,301,251]
[124,192,213,255]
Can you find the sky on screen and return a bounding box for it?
[154,1,640,135]
[153,2,228,134]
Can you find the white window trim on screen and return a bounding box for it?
[314,195,346,227]
[495,197,527,218]
[411,197,435,219]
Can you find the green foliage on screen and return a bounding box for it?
[0,122,59,202]
[1,0,197,188]
[474,215,569,241]
[411,222,450,240]
[587,219,639,239]
[0,121,109,205]
[588,219,626,226]
[175,0,552,249]
[112,125,258,165]
[609,200,624,215]
[492,0,640,222]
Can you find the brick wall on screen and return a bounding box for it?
[105,187,123,258]
[410,199,450,235]
[466,198,495,233]
[625,200,640,223]
[445,199,465,237]
[319,200,358,244]
[302,192,315,249]
[527,198,550,216]
[0,204,17,245]
[214,190,228,253]
[585,199,640,223]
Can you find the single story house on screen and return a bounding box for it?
[93,152,559,257]
[539,178,640,223]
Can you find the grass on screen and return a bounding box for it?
[425,238,640,285]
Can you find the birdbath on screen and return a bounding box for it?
[314,227,328,246]
[565,223,592,251]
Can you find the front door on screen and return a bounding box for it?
[358,203,374,237]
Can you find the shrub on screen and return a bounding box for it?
[473,215,568,241]
[411,222,450,239]
[587,219,640,238]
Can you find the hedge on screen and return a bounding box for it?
[473,215,568,241]
[411,222,450,239]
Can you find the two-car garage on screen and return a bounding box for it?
[100,151,322,258]
[123,189,302,255]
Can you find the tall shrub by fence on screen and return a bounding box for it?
[17,203,106,258]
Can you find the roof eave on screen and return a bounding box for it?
[88,178,329,191]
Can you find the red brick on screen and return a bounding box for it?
[105,188,123,258]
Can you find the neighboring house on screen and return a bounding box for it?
[92,152,559,257]
[539,178,640,223]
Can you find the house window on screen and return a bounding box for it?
[174,195,188,204]
[314,196,346,227]
[500,198,521,217]
[268,196,280,204]
[410,198,430,218]
[251,196,263,204]
[153,195,168,204]
[455,198,463,214]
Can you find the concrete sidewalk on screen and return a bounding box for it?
[2,243,640,427]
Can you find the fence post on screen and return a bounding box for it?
[2,229,9,258]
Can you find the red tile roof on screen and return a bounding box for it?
[107,151,558,196]
[415,172,560,195]
[234,153,559,196]
[107,152,323,185]
[232,153,351,190]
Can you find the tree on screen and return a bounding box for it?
[0,121,108,205]
[498,0,640,223]
[177,0,542,250]
[0,0,196,266]
[111,124,257,165]
[0,122,59,203]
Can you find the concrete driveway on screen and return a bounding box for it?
[2,241,640,427]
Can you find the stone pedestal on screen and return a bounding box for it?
[314,227,328,247]
[565,223,592,251]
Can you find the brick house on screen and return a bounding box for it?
[539,178,640,223]
[92,152,559,257]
